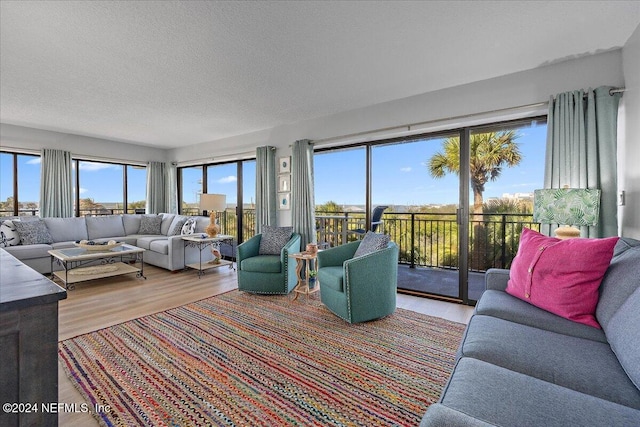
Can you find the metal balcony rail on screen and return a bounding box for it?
[316,211,540,272]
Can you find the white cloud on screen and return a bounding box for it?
[400,167,412,173]
[217,175,237,184]
[79,161,119,172]
[79,187,88,194]
[26,158,41,165]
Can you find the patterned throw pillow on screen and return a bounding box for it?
[13,219,54,245]
[138,215,163,235]
[259,226,293,255]
[169,219,187,236]
[353,231,391,258]
[0,220,21,247]
[181,218,197,235]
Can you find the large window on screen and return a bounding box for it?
[314,117,547,303]
[74,160,146,216]
[178,159,256,243]
[0,152,41,216]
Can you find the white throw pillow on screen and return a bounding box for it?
[0,219,21,247]
[181,218,197,235]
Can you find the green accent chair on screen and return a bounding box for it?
[237,232,301,294]
[317,240,399,323]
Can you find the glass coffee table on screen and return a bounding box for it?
[48,244,146,290]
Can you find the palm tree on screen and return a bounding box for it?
[427,131,522,215]
[427,131,522,270]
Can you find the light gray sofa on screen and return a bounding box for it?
[421,237,640,426]
[0,213,216,274]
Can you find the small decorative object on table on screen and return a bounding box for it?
[306,243,318,254]
[308,269,317,289]
[74,240,122,251]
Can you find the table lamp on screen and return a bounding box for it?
[533,187,601,239]
[200,193,226,237]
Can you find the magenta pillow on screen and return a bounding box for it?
[506,228,618,328]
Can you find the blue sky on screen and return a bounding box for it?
[2,122,546,208]
[315,122,547,206]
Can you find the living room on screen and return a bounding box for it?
[1,1,640,426]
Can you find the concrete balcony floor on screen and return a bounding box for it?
[397,264,487,303]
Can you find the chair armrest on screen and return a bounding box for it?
[485,268,510,291]
[237,234,261,265]
[344,243,399,301]
[317,240,360,268]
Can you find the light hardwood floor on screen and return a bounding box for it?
[57,264,473,426]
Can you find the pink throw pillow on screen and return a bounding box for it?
[506,228,618,328]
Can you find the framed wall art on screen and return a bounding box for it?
[278,175,290,192]
[279,156,291,174]
[279,193,290,210]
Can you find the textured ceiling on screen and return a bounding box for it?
[1,1,639,149]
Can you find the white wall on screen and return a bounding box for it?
[620,24,640,239]
[0,123,166,164]
[169,49,626,225]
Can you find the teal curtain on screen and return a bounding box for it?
[146,161,166,214]
[291,139,316,247]
[165,162,178,214]
[40,148,73,218]
[544,86,621,237]
[255,146,276,233]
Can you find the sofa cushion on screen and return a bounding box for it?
[258,226,292,255]
[241,255,282,273]
[317,266,344,292]
[607,287,640,390]
[122,214,142,235]
[43,217,88,243]
[353,231,391,258]
[160,213,176,235]
[149,239,169,255]
[3,243,53,260]
[461,315,640,408]
[437,357,640,427]
[13,219,53,244]
[506,228,618,328]
[0,219,21,247]
[138,215,162,235]
[86,216,126,239]
[596,239,640,330]
[475,290,607,343]
[135,236,168,250]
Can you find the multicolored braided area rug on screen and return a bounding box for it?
[59,290,465,426]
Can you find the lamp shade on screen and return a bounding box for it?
[533,188,601,227]
[199,194,227,212]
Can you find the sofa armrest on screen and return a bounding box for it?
[237,234,261,266]
[485,268,510,291]
[420,403,498,427]
[317,240,360,268]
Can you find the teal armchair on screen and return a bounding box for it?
[237,232,301,294]
[317,240,399,323]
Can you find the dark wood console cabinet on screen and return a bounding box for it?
[1,249,67,427]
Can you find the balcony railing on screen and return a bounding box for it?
[317,211,539,272]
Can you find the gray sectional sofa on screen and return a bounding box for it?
[0,213,215,274]
[421,237,640,426]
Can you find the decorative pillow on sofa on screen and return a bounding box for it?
[0,220,21,247]
[168,216,188,236]
[181,218,197,235]
[506,228,618,328]
[13,219,53,245]
[138,215,163,235]
[354,231,391,258]
[259,226,293,255]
